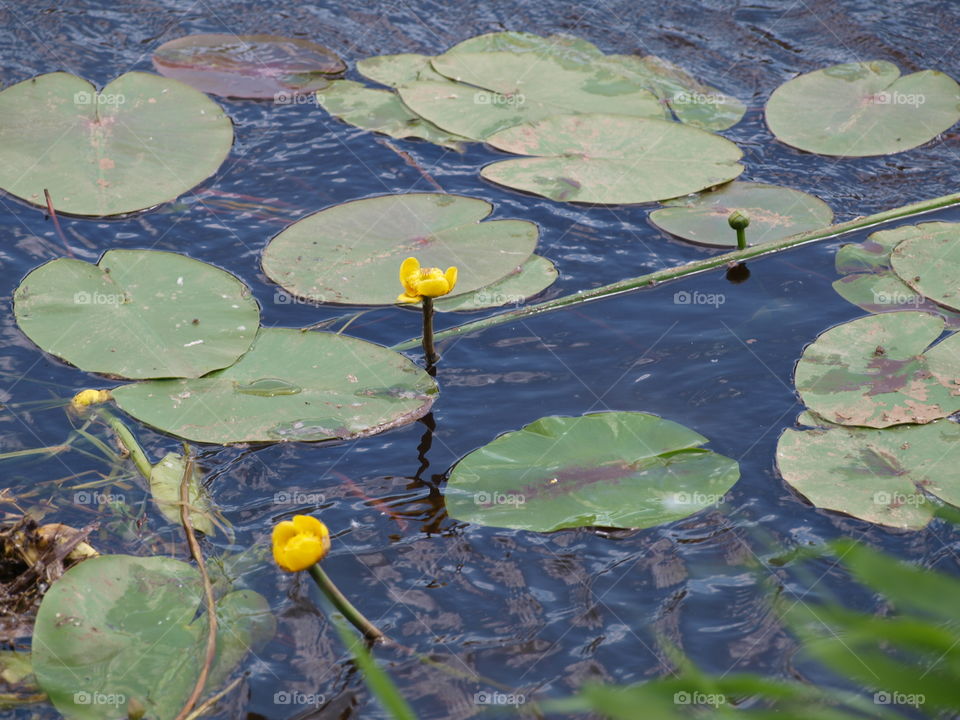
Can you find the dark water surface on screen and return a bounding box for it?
[2,1,960,718]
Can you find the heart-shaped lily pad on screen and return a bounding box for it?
[832,223,960,324]
[794,311,960,428]
[33,554,274,720]
[890,222,960,312]
[777,418,960,530]
[153,33,344,99]
[0,72,233,216]
[399,53,663,140]
[481,114,744,204]
[765,61,960,156]
[444,412,740,532]
[113,328,437,444]
[316,80,467,150]
[262,193,538,305]
[14,250,259,380]
[434,254,557,312]
[650,182,833,247]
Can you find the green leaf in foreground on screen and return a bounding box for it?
[14,250,259,380]
[650,182,833,247]
[481,114,744,204]
[113,328,438,444]
[0,72,233,216]
[445,411,740,532]
[32,555,274,720]
[262,193,538,305]
[765,60,960,156]
[794,311,960,427]
[890,220,960,312]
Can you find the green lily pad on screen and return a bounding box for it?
[0,72,233,217]
[832,223,960,324]
[112,328,437,445]
[794,311,960,428]
[149,453,218,535]
[152,33,344,99]
[765,61,960,156]
[316,80,467,150]
[445,412,740,532]
[443,31,605,60]
[777,419,960,530]
[262,193,538,305]
[14,250,259,380]
[481,114,744,204]
[399,52,663,141]
[434,254,557,312]
[357,53,448,87]
[890,222,960,312]
[32,554,275,720]
[650,182,833,247]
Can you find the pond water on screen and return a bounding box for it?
[2,1,960,718]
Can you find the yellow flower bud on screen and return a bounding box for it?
[397,256,458,303]
[272,514,331,572]
[71,389,112,411]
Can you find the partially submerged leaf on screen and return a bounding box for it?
[316,80,467,150]
[0,72,233,216]
[890,221,960,312]
[650,182,833,247]
[14,250,259,380]
[112,328,438,445]
[765,61,960,156]
[152,33,344,98]
[32,554,275,720]
[149,453,217,535]
[433,255,557,312]
[481,114,744,204]
[794,311,960,428]
[445,412,740,532]
[776,419,960,530]
[262,193,538,305]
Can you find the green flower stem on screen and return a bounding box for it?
[421,296,439,366]
[392,189,960,351]
[308,564,385,643]
[96,408,152,481]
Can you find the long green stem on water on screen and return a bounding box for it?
[96,408,152,481]
[308,564,385,643]
[392,189,960,351]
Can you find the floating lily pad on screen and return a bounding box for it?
[14,250,259,380]
[262,193,538,305]
[399,52,663,140]
[443,31,605,61]
[777,419,960,530]
[650,182,833,247]
[765,61,960,156]
[890,222,960,312]
[112,328,437,445]
[32,554,275,720]
[0,72,233,216]
[481,114,744,204]
[445,412,740,532]
[316,80,467,150]
[832,223,960,324]
[434,255,557,312]
[794,311,960,428]
[357,53,448,87]
[153,33,344,99]
[149,453,218,535]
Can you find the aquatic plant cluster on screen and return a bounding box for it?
[1,27,960,719]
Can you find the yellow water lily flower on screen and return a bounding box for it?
[397,256,458,303]
[272,514,331,572]
[71,389,111,410]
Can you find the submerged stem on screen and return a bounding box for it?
[421,297,439,367]
[96,409,152,481]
